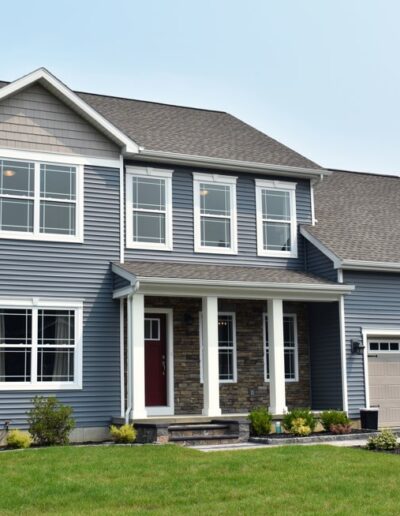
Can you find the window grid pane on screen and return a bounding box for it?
[131,176,167,244]
[265,315,297,380]
[261,188,293,253]
[133,212,166,243]
[0,198,34,232]
[263,221,291,251]
[199,182,232,249]
[132,177,166,211]
[201,217,231,247]
[40,201,76,235]
[200,183,230,216]
[40,164,76,201]
[0,160,34,197]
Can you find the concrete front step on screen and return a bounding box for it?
[168,423,231,438]
[169,434,240,446]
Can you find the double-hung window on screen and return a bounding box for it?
[264,313,298,382]
[255,179,297,257]
[199,312,237,383]
[126,166,173,250]
[193,173,237,254]
[0,158,83,242]
[0,299,83,390]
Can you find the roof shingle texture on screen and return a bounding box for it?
[116,261,334,285]
[305,170,400,263]
[0,80,320,170]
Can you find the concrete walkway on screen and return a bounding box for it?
[191,438,372,452]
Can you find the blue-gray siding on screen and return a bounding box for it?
[124,162,312,269]
[308,302,343,410]
[343,271,400,417]
[0,84,120,159]
[305,240,337,281]
[0,165,121,428]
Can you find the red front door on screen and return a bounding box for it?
[145,314,167,406]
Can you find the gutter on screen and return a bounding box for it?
[128,148,330,181]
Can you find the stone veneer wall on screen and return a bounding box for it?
[145,297,311,414]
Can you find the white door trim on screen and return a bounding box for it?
[145,308,174,416]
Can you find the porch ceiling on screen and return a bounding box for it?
[112,261,354,301]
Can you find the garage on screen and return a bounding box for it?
[368,337,400,427]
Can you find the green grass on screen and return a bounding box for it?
[1,445,399,515]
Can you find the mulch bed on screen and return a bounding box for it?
[252,429,375,439]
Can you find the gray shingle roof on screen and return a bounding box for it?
[115,260,335,285]
[305,170,400,263]
[0,80,320,170]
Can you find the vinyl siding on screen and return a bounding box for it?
[0,84,119,159]
[308,302,343,410]
[0,165,121,428]
[343,271,400,418]
[124,162,312,268]
[305,240,337,281]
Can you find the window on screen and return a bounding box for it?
[0,158,83,242]
[368,339,400,353]
[193,173,237,254]
[199,312,237,383]
[0,300,82,390]
[126,166,173,250]
[255,179,297,258]
[264,313,298,382]
[144,318,160,341]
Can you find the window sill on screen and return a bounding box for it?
[0,382,82,391]
[264,379,299,384]
[194,246,237,255]
[258,250,298,259]
[126,241,173,251]
[0,231,83,244]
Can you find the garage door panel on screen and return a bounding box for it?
[368,354,400,427]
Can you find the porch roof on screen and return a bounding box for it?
[112,261,354,301]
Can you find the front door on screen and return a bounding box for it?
[145,314,167,407]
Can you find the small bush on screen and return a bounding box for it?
[248,407,272,436]
[283,408,316,433]
[290,417,311,436]
[330,423,352,435]
[110,424,137,443]
[28,396,75,446]
[320,410,351,432]
[367,429,398,451]
[7,429,33,449]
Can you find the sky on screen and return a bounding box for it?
[1,0,399,175]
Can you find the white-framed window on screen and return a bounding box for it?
[193,173,237,254]
[255,179,297,258]
[199,312,237,383]
[368,338,400,353]
[263,313,298,382]
[0,298,83,390]
[0,157,83,243]
[126,166,173,251]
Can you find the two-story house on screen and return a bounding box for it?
[1,67,395,444]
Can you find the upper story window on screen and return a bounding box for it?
[0,299,83,390]
[255,179,297,258]
[0,158,83,243]
[193,173,237,254]
[126,166,173,251]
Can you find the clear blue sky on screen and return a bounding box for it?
[1,0,399,174]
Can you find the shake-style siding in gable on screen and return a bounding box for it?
[0,83,120,159]
[0,165,122,428]
[124,163,313,269]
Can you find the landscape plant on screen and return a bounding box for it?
[367,429,398,451]
[248,407,273,436]
[110,423,137,443]
[28,396,75,446]
[282,408,316,433]
[320,410,351,432]
[6,429,33,449]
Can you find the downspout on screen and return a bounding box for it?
[125,280,140,423]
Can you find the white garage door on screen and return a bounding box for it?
[368,338,400,427]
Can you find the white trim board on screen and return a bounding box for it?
[0,68,139,153]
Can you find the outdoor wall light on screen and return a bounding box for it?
[351,340,365,354]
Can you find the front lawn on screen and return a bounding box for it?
[1,445,399,514]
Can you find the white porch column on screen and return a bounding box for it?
[202,296,221,417]
[130,293,147,419]
[268,298,287,415]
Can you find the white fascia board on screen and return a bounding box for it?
[300,226,343,269]
[0,68,139,154]
[133,149,330,180]
[341,260,400,273]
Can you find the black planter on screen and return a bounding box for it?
[360,408,379,430]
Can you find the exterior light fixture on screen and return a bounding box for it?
[351,340,365,354]
[3,169,16,177]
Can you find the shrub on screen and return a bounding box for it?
[110,424,137,443]
[290,417,311,436]
[248,407,272,436]
[320,410,351,432]
[7,429,33,449]
[28,396,75,446]
[330,423,352,435]
[367,429,398,451]
[283,408,316,433]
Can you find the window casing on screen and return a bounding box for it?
[255,179,297,258]
[193,173,237,254]
[199,312,237,383]
[0,157,83,242]
[0,299,83,390]
[126,166,173,251]
[263,313,298,382]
